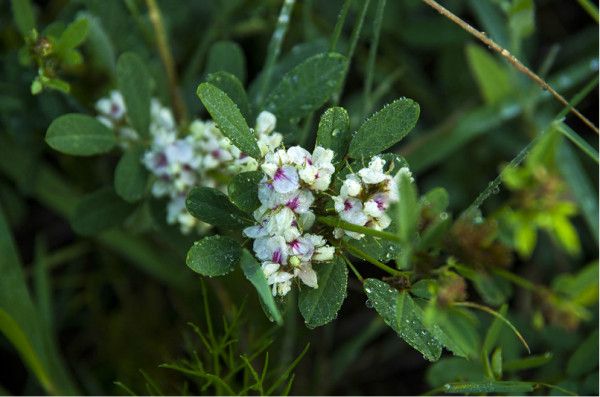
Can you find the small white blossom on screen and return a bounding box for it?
[333,156,401,240]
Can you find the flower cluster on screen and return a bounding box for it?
[333,156,404,239]
[95,90,176,148]
[95,91,283,234]
[243,146,337,296]
[142,112,282,233]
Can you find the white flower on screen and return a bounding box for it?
[265,207,296,238]
[253,235,288,264]
[333,155,405,240]
[341,174,362,197]
[333,196,368,226]
[287,146,312,166]
[270,165,300,194]
[294,263,318,289]
[295,146,335,192]
[96,90,126,122]
[256,111,277,135]
[358,156,387,184]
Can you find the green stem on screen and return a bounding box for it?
[363,0,386,117]
[491,267,537,292]
[343,242,406,277]
[341,253,364,282]
[256,0,296,106]
[576,0,599,22]
[333,0,371,105]
[145,0,188,124]
[329,0,353,52]
[317,216,401,242]
[453,301,531,354]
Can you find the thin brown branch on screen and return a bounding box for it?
[422,0,599,135]
[145,0,187,125]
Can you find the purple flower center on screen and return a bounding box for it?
[274,167,288,181]
[211,150,221,159]
[291,219,298,227]
[375,196,386,210]
[110,103,121,116]
[272,249,283,264]
[344,199,353,211]
[239,152,248,159]
[155,152,168,168]
[286,196,300,210]
[289,239,301,252]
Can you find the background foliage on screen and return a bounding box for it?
[0,0,598,395]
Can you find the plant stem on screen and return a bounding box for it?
[363,0,386,117]
[490,267,537,292]
[317,215,401,242]
[343,242,407,277]
[453,301,531,353]
[576,0,599,22]
[421,0,599,135]
[256,0,296,106]
[329,0,353,52]
[341,253,364,282]
[333,0,371,105]
[145,0,187,124]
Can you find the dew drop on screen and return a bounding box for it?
[365,299,374,309]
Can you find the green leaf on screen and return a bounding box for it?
[298,257,348,328]
[114,146,148,202]
[348,236,400,263]
[228,171,262,213]
[71,188,134,236]
[348,98,420,159]
[491,348,503,379]
[11,0,35,36]
[197,83,260,158]
[204,41,247,84]
[483,304,508,354]
[315,107,351,163]
[503,352,553,372]
[443,380,535,394]
[240,249,283,325]
[426,357,485,388]
[466,44,512,104]
[186,186,253,230]
[397,168,418,243]
[364,278,442,361]
[567,329,599,378]
[186,235,242,277]
[0,205,76,394]
[46,114,116,156]
[206,71,251,121]
[265,52,346,122]
[428,307,480,359]
[117,52,151,138]
[55,18,88,54]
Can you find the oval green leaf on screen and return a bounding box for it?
[46,113,116,156]
[197,83,260,158]
[117,52,151,137]
[71,188,134,236]
[316,107,351,163]
[228,171,262,213]
[186,186,253,230]
[265,52,346,121]
[348,98,420,159]
[364,278,442,361]
[240,249,283,325]
[114,146,148,202]
[206,71,251,121]
[186,235,242,277]
[298,257,348,329]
